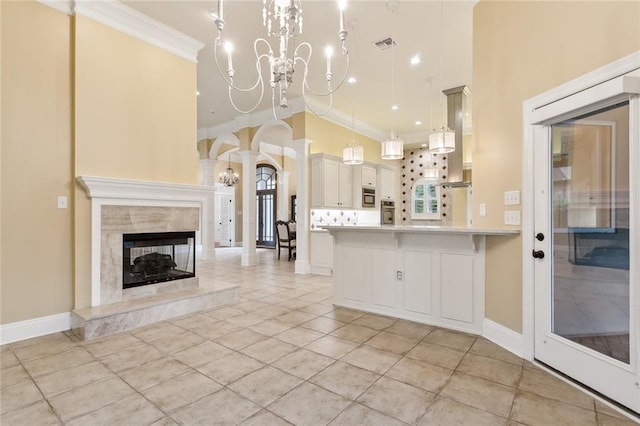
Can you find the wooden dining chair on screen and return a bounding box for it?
[275,220,296,261]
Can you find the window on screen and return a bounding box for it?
[411,172,440,220]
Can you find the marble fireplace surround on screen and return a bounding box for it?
[72,176,237,340]
[77,176,216,307]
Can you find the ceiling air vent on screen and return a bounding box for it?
[374,37,397,51]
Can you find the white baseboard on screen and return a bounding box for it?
[0,312,71,345]
[483,318,524,358]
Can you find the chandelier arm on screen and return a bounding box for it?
[293,42,351,97]
[227,79,267,114]
[212,37,271,93]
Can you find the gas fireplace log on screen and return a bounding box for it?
[131,252,177,276]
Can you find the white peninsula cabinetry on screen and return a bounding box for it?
[311,154,353,208]
[325,226,518,334]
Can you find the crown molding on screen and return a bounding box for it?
[38,0,74,15]
[74,0,204,63]
[198,96,388,143]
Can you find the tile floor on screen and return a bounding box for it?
[1,248,638,425]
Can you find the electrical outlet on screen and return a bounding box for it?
[504,210,521,225]
[396,271,403,281]
[57,196,68,209]
[504,190,520,206]
[479,203,487,217]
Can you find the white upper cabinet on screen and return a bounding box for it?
[378,166,397,201]
[311,154,353,208]
[362,166,377,188]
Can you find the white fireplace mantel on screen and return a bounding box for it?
[77,176,216,202]
[77,176,216,307]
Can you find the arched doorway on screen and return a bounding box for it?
[256,164,277,247]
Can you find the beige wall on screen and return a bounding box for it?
[1,2,74,323]
[473,1,640,332]
[72,15,199,308]
[304,113,393,165]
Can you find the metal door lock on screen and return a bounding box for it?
[532,250,545,259]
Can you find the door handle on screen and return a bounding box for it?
[535,233,545,241]
[532,250,545,259]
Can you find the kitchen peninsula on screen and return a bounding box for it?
[324,225,519,334]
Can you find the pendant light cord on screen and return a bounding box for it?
[439,0,444,129]
[391,7,396,137]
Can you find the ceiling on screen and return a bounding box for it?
[123,0,474,143]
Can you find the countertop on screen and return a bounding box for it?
[321,225,520,236]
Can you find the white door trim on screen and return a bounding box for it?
[522,51,640,360]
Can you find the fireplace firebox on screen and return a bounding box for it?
[123,231,195,289]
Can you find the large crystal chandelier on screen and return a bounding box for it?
[212,0,350,119]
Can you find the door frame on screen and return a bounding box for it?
[214,183,236,247]
[522,51,640,362]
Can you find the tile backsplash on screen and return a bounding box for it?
[310,209,358,229]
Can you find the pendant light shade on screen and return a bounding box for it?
[343,144,364,165]
[428,127,455,154]
[381,134,404,160]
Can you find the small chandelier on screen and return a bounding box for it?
[212,0,350,119]
[219,154,239,187]
[428,126,455,154]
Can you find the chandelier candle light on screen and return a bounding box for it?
[212,0,350,119]
[219,153,239,187]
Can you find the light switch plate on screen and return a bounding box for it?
[479,203,487,217]
[57,196,68,209]
[504,190,520,205]
[504,210,520,225]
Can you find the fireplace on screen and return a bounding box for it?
[123,231,195,289]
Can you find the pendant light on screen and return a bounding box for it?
[429,0,454,155]
[343,99,364,164]
[381,1,403,160]
[343,27,364,165]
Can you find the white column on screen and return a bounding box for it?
[241,150,258,266]
[277,170,291,221]
[293,138,311,274]
[200,159,217,187]
[200,190,217,259]
[199,158,217,259]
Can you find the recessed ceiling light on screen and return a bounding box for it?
[410,54,421,65]
[196,91,200,96]
[347,76,357,84]
[415,120,422,126]
[391,105,398,111]
[421,143,428,147]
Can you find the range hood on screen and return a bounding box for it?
[443,85,471,187]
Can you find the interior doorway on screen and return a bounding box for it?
[256,164,277,248]
[215,184,235,247]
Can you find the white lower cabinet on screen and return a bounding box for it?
[402,250,433,315]
[341,246,368,303]
[371,249,398,309]
[310,231,333,276]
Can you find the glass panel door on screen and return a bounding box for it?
[533,93,639,412]
[551,103,630,364]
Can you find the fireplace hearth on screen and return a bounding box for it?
[123,231,195,289]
